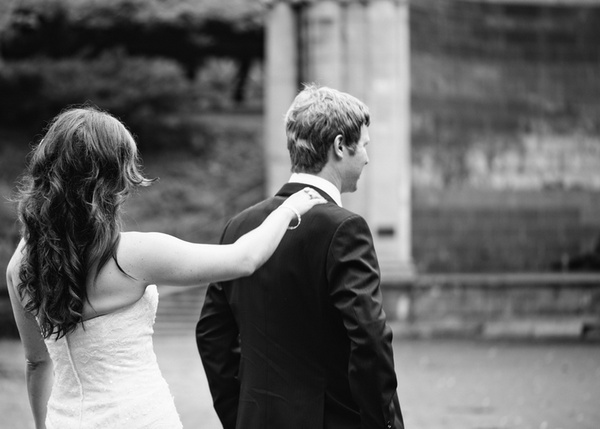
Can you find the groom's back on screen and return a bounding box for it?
[216,196,363,429]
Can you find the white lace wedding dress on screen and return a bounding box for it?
[43,285,183,429]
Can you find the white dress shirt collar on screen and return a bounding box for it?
[289,173,343,207]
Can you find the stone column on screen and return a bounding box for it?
[396,0,413,280]
[342,1,370,216]
[304,1,342,87]
[264,1,298,196]
[363,0,413,281]
[264,0,413,281]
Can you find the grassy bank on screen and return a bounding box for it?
[122,112,266,243]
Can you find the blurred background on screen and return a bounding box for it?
[1,0,599,428]
[0,0,269,332]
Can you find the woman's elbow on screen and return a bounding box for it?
[26,357,51,372]
[229,240,263,278]
[238,254,260,278]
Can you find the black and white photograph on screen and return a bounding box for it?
[1,0,599,428]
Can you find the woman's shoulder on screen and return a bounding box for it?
[120,230,154,240]
[6,239,25,287]
[120,230,173,242]
[116,231,185,281]
[119,231,179,255]
[117,231,160,268]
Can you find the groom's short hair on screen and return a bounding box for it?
[285,83,370,174]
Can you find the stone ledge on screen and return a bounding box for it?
[383,272,600,340]
[390,316,600,340]
[383,272,600,289]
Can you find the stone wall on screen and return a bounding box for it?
[410,1,600,272]
[413,189,600,272]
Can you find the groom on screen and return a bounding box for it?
[196,84,404,429]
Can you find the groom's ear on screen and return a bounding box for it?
[332,135,344,159]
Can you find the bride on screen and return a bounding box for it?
[6,106,325,429]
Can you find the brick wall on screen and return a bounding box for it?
[410,1,600,272]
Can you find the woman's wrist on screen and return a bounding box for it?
[278,204,301,230]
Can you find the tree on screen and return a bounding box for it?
[0,0,265,103]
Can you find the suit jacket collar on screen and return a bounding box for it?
[275,182,337,205]
[288,173,342,206]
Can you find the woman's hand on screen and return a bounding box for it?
[281,187,327,216]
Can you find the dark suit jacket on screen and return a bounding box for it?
[196,182,404,429]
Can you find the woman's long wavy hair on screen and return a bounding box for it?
[16,106,154,339]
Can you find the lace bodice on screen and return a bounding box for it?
[43,285,182,429]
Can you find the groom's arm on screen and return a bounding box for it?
[196,281,240,429]
[196,220,240,429]
[327,215,404,429]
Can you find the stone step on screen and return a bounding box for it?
[391,316,600,340]
[154,285,207,336]
[383,272,600,339]
[154,322,198,337]
[152,275,600,339]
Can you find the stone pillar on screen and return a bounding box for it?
[264,0,413,281]
[304,1,342,87]
[396,0,412,280]
[342,2,370,217]
[264,2,298,196]
[363,0,413,281]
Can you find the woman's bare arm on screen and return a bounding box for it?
[119,188,325,286]
[7,241,53,429]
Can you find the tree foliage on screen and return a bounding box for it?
[0,0,267,150]
[1,0,264,81]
